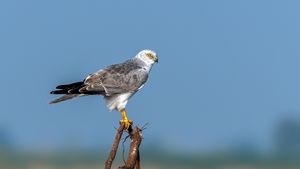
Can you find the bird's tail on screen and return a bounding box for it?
[49,81,85,104]
[49,94,82,104]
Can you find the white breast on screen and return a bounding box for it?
[104,92,134,112]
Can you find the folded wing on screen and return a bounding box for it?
[49,62,148,104]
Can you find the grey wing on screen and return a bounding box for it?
[119,68,149,92]
[83,65,148,96]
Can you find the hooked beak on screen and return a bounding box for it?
[154,55,158,63]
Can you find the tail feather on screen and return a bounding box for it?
[49,81,104,104]
[49,94,82,104]
[49,81,85,104]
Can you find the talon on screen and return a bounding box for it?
[120,119,133,130]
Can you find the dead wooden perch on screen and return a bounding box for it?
[105,124,143,169]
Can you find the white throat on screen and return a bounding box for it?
[136,54,155,66]
[136,56,154,73]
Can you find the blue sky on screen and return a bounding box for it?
[1,0,300,152]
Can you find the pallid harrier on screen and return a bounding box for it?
[49,50,158,129]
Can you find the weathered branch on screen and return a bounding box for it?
[104,124,143,169]
[105,124,125,169]
[135,150,140,169]
[119,127,142,169]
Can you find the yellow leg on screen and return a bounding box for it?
[120,109,132,130]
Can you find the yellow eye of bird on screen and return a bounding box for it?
[146,53,152,58]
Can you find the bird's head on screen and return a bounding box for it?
[136,49,158,65]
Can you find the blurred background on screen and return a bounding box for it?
[1,0,300,168]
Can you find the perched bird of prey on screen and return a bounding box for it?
[49,49,158,129]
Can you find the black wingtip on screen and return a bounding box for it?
[50,89,69,94]
[50,90,60,94]
[56,82,84,89]
[56,85,65,89]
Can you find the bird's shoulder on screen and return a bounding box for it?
[105,60,143,75]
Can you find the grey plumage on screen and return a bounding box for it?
[84,59,148,96]
[49,50,157,111]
